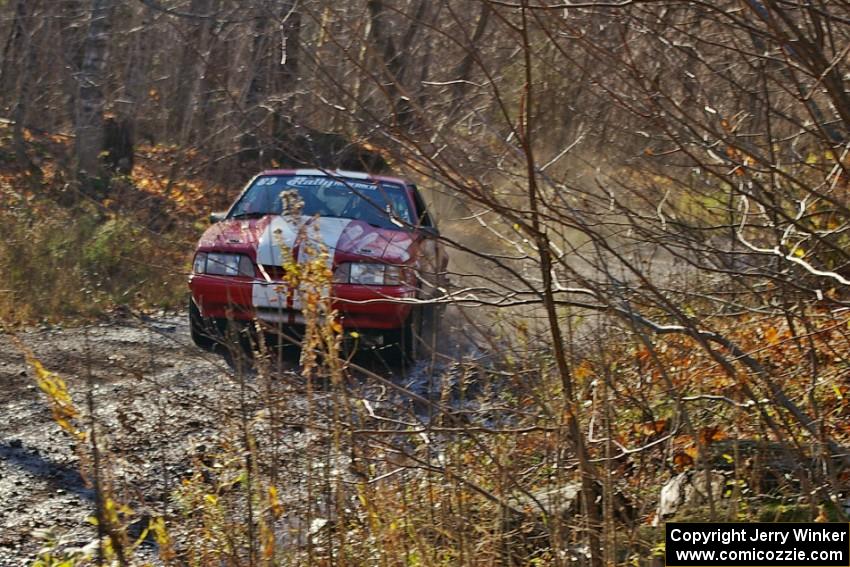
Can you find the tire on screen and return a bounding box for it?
[402,304,423,362]
[189,297,216,350]
[420,300,441,354]
[389,302,441,365]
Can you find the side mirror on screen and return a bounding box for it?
[209,211,226,223]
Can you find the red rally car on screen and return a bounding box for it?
[188,169,448,353]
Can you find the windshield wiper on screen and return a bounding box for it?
[230,212,270,219]
[362,220,389,229]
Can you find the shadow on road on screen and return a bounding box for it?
[0,440,93,502]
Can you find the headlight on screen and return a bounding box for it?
[193,252,207,274]
[193,252,254,277]
[333,262,403,285]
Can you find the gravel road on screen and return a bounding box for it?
[0,310,479,565]
[0,314,236,563]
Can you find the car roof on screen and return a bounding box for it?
[259,169,409,186]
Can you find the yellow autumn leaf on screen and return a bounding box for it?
[574,360,593,380]
[268,486,283,518]
[764,326,779,345]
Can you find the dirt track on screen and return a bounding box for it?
[0,311,474,565]
[0,314,231,563]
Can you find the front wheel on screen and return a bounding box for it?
[189,297,216,350]
[390,302,440,364]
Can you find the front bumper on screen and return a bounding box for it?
[189,274,416,331]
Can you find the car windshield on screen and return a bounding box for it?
[229,175,413,230]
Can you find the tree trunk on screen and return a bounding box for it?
[121,4,153,125]
[366,0,423,131]
[169,0,213,143]
[59,0,85,131]
[107,3,155,175]
[194,2,227,148]
[239,8,272,165]
[74,0,115,185]
[0,0,28,93]
[271,0,301,159]
[8,0,38,170]
[451,2,489,106]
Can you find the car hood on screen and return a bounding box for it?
[197,215,415,266]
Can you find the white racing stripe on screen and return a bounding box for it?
[252,215,352,314]
[292,217,351,311]
[255,215,301,267]
[295,216,352,266]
